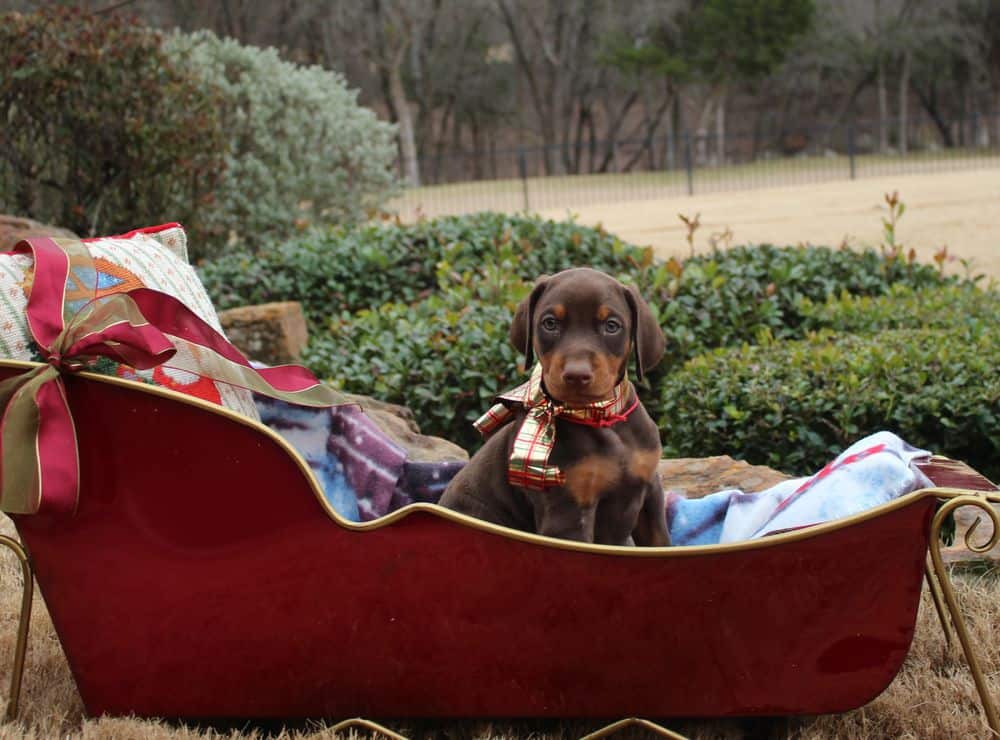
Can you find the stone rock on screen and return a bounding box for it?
[341,391,469,463]
[218,301,309,366]
[0,215,78,250]
[341,391,420,433]
[658,455,791,499]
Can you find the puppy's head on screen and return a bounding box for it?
[510,268,665,404]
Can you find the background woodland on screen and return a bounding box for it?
[5,0,998,186]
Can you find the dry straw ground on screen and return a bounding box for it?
[2,512,999,740]
[540,168,1000,282]
[399,162,1000,282]
[2,169,999,738]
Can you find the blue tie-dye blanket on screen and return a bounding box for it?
[257,396,932,545]
[666,431,932,545]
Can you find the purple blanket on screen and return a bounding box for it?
[256,395,463,521]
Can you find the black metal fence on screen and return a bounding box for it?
[393,112,1000,219]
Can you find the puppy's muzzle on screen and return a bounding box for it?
[561,357,594,388]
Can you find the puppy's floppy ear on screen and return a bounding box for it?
[623,284,666,382]
[510,277,549,367]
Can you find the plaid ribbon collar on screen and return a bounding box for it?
[474,363,638,491]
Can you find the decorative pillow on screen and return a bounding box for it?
[0,223,260,421]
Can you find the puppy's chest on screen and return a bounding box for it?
[549,422,659,508]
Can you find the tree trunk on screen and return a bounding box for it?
[898,50,911,155]
[596,91,639,173]
[961,81,970,147]
[451,112,462,180]
[622,96,671,172]
[470,117,482,180]
[497,0,557,175]
[913,81,953,147]
[433,97,456,184]
[877,59,889,153]
[667,93,681,170]
[586,112,598,173]
[389,63,421,186]
[826,70,875,132]
[994,88,1000,149]
[571,105,590,174]
[875,0,888,153]
[715,87,727,165]
[694,92,715,165]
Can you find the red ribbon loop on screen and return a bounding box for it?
[0,236,344,516]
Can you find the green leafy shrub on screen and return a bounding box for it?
[798,283,999,334]
[302,260,530,450]
[164,31,398,258]
[199,213,650,326]
[656,324,1000,480]
[202,212,976,450]
[273,214,969,451]
[0,7,224,240]
[638,244,958,368]
[630,244,961,426]
[201,215,954,342]
[203,211,980,455]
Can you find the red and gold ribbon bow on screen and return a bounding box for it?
[0,237,343,516]
[473,363,638,491]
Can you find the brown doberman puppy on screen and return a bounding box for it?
[439,267,670,546]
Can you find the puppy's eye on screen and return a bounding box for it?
[540,316,559,332]
[604,318,623,334]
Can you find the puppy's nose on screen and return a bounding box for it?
[561,359,593,386]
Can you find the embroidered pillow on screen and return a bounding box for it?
[0,223,260,420]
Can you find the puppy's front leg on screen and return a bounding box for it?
[439,427,534,530]
[632,476,670,547]
[524,489,597,542]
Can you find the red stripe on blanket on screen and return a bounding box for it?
[765,443,889,524]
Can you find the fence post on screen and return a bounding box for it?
[517,148,530,211]
[847,123,856,180]
[684,133,694,195]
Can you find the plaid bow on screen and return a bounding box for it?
[474,363,638,491]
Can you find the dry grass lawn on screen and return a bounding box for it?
[398,164,1000,283]
[2,512,998,740]
[539,168,1000,283]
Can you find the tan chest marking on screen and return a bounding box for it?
[628,448,661,483]
[564,455,621,507]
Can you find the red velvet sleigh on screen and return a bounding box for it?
[2,360,998,734]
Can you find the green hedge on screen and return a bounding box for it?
[643,244,955,368]
[201,215,955,354]
[203,213,988,459]
[198,213,648,327]
[656,323,1000,480]
[798,283,997,334]
[302,267,527,451]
